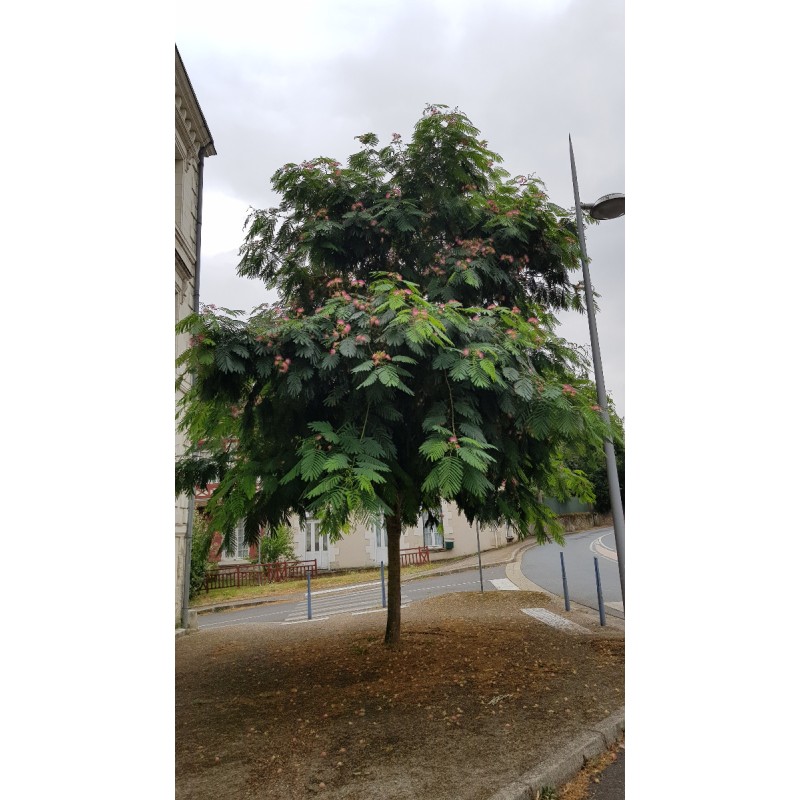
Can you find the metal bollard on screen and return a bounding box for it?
[594,557,606,626]
[307,571,312,620]
[476,522,484,593]
[381,561,386,608]
[560,551,571,611]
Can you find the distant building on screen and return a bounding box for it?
[175,47,216,623]
[194,484,517,570]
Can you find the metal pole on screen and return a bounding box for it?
[257,529,262,585]
[560,551,571,611]
[594,556,606,626]
[180,494,195,629]
[380,560,386,608]
[306,571,312,620]
[569,135,625,607]
[476,522,484,593]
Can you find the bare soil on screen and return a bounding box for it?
[176,591,624,800]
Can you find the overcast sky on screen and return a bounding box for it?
[177,0,625,415]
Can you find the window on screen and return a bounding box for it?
[375,518,386,548]
[223,521,250,560]
[305,520,328,552]
[421,508,444,548]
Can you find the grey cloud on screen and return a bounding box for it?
[180,0,624,413]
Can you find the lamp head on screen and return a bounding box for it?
[587,193,625,220]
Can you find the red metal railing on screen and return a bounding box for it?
[399,546,430,567]
[203,560,318,592]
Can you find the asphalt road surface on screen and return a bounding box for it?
[197,565,509,630]
[520,527,624,619]
[586,748,624,799]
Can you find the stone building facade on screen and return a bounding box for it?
[175,47,216,623]
[194,483,518,572]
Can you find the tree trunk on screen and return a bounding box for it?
[383,512,403,645]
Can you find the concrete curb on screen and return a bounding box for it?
[401,540,539,583]
[486,708,625,800]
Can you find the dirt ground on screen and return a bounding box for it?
[176,591,624,800]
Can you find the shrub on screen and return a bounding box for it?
[189,510,215,599]
[259,524,298,564]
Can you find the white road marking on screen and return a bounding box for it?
[311,581,381,596]
[282,617,330,625]
[200,614,284,629]
[352,603,411,616]
[405,579,479,593]
[590,534,618,562]
[283,588,409,622]
[521,608,590,634]
[490,578,520,591]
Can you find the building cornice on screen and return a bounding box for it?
[175,46,217,158]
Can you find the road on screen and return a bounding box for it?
[520,527,624,619]
[197,565,509,630]
[586,748,624,799]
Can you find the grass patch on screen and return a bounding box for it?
[189,561,441,607]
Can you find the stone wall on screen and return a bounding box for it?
[174,48,215,624]
[557,511,613,532]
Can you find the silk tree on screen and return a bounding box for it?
[176,106,609,644]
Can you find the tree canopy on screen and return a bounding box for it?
[176,105,612,643]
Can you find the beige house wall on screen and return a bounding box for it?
[175,48,215,623]
[285,501,517,571]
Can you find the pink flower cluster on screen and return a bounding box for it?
[562,384,577,396]
[330,320,351,341]
[274,355,291,374]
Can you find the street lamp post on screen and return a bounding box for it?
[568,135,625,607]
